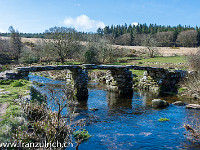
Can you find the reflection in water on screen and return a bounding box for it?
[29,75,200,150]
[106,91,133,109]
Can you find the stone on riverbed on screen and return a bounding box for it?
[185,104,200,109]
[172,101,186,106]
[152,99,169,108]
[89,108,98,111]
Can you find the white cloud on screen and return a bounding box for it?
[132,22,139,26]
[64,15,105,32]
[0,28,5,33]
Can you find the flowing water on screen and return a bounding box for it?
[29,74,200,150]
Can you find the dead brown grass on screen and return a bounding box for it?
[113,45,198,56]
[1,37,198,56]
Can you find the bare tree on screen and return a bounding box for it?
[84,37,116,64]
[115,33,132,46]
[176,30,198,47]
[156,31,175,47]
[97,37,116,63]
[9,26,22,61]
[44,27,80,63]
[0,37,13,64]
[141,34,159,57]
[133,34,144,46]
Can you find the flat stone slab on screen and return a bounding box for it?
[185,104,200,109]
[16,65,82,72]
[15,64,170,72]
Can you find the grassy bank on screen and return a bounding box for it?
[0,79,30,104]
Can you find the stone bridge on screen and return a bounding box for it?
[2,64,187,100]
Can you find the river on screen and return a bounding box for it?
[29,74,200,150]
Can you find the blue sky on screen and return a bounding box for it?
[0,0,200,33]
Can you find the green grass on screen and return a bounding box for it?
[0,104,25,142]
[138,56,187,64]
[116,56,186,64]
[109,56,187,70]
[0,79,30,104]
[131,70,145,78]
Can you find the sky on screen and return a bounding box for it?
[0,0,200,33]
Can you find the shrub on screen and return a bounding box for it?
[73,129,91,150]
[0,80,14,85]
[182,50,200,96]
[187,50,200,71]
[19,46,39,64]
[84,49,99,64]
[73,129,91,141]
[23,102,48,121]
[17,102,72,145]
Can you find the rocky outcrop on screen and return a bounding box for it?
[152,99,169,108]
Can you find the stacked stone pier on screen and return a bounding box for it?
[106,68,133,94]
[66,68,88,100]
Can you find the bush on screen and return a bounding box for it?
[73,129,91,142]
[19,46,39,64]
[187,50,200,71]
[16,102,71,145]
[182,49,200,97]
[84,49,99,64]
[0,80,14,85]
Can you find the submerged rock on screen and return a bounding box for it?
[89,108,98,111]
[185,104,200,109]
[152,99,169,108]
[172,101,186,106]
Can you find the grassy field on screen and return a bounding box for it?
[110,56,187,70]
[117,55,186,64]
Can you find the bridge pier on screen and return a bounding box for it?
[106,68,133,95]
[66,69,88,100]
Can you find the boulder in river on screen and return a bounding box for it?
[185,104,200,109]
[152,99,169,108]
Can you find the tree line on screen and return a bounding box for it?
[99,23,200,47]
[1,23,200,47]
[0,32,44,38]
